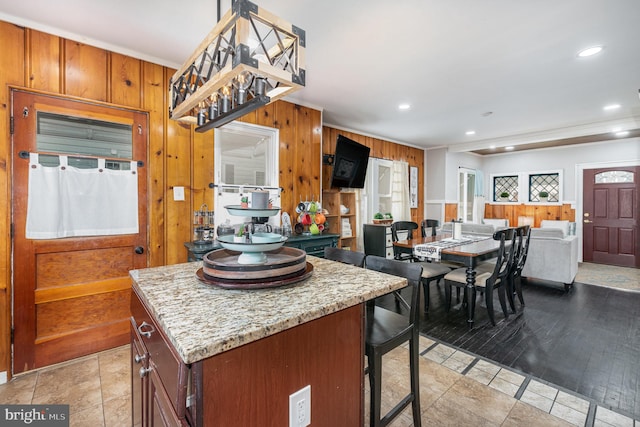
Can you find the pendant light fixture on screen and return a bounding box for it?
[169,0,306,131]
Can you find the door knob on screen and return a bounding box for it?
[584,213,590,217]
[584,219,593,223]
[135,246,144,254]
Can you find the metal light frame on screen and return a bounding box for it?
[169,0,306,131]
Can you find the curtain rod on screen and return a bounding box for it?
[18,150,144,167]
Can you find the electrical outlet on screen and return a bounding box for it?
[289,385,311,427]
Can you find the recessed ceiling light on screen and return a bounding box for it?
[465,130,476,136]
[603,104,621,111]
[615,131,629,137]
[489,145,496,149]
[505,146,514,151]
[398,103,411,111]
[577,45,603,57]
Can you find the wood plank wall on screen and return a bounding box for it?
[444,203,576,226]
[0,21,322,375]
[322,127,425,225]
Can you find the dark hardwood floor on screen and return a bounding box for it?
[378,278,640,420]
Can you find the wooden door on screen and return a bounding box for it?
[11,90,148,373]
[583,166,639,267]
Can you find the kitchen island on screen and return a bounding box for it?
[130,255,406,426]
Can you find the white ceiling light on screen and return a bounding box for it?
[615,131,629,137]
[465,130,476,135]
[398,103,411,111]
[505,146,514,151]
[603,104,621,111]
[577,45,603,57]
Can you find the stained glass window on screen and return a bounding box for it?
[595,171,634,183]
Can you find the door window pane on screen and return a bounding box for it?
[37,112,132,160]
[595,171,634,183]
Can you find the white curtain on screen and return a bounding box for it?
[391,161,411,221]
[26,154,138,239]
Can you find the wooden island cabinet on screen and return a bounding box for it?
[129,257,406,426]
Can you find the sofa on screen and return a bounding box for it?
[521,220,579,290]
[440,219,508,236]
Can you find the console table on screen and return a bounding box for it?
[185,233,339,261]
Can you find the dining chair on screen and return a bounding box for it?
[508,225,531,310]
[420,219,439,237]
[364,255,422,427]
[443,228,517,326]
[323,246,366,267]
[415,261,451,313]
[390,221,419,262]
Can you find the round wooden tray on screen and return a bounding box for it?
[202,247,307,280]
[196,262,314,290]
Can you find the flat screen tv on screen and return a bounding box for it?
[330,135,370,188]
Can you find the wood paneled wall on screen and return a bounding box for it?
[0,21,322,376]
[445,202,576,226]
[485,203,575,227]
[322,127,425,225]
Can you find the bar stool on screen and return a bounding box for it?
[364,255,422,427]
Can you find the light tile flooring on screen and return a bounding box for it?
[1,339,638,426]
[0,345,130,426]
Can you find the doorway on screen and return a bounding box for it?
[11,90,148,373]
[582,165,639,268]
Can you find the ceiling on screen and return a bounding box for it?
[1,0,639,153]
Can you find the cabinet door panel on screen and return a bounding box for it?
[131,324,148,427]
[149,361,183,427]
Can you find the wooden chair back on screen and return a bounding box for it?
[421,219,439,237]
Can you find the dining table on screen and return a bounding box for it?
[394,233,502,329]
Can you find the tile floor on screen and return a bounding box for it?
[2,339,637,426]
[0,345,130,426]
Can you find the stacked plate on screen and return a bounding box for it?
[197,247,312,289]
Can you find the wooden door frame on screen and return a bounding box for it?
[9,87,150,376]
[576,159,640,263]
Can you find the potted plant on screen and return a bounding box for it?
[373,212,393,225]
[240,196,249,208]
[233,227,245,242]
[539,191,549,203]
[499,192,510,202]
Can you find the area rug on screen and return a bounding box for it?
[575,262,640,291]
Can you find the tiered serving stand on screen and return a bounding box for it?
[196,205,313,289]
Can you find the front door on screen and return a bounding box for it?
[583,166,639,268]
[11,90,148,373]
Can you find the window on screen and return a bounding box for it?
[458,168,476,222]
[491,169,563,203]
[493,175,518,202]
[36,111,133,170]
[529,173,559,202]
[595,170,634,183]
[214,121,280,227]
[364,158,393,216]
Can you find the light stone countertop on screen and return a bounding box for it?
[130,256,406,364]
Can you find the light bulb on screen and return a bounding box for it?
[220,85,231,113]
[208,94,218,120]
[235,71,254,104]
[197,102,206,126]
